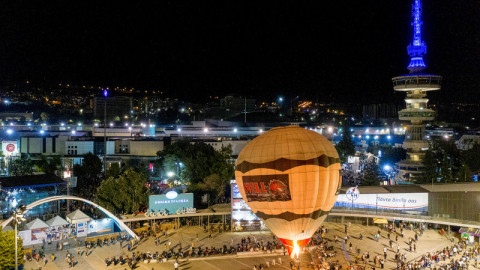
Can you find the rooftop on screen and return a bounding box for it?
[0,174,65,189]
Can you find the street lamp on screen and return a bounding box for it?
[13,205,27,270]
[103,89,108,174]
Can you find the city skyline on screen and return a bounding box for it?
[0,1,479,103]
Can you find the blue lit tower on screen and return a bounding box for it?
[392,0,442,182]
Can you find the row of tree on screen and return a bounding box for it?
[74,140,235,214]
[417,140,480,184]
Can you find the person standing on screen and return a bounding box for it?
[174,261,179,270]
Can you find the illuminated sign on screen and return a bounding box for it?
[2,141,18,156]
[231,183,262,231]
[148,193,194,215]
[334,193,428,214]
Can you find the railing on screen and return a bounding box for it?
[392,75,442,89]
[398,111,436,118]
[330,208,480,228]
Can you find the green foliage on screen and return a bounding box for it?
[157,140,234,185]
[462,143,480,173]
[0,229,24,268]
[360,159,380,186]
[197,174,229,204]
[157,140,234,202]
[8,156,33,176]
[35,155,62,174]
[40,112,48,122]
[105,163,122,179]
[416,139,480,184]
[415,149,438,184]
[73,153,103,200]
[335,125,355,163]
[95,167,148,214]
[457,163,473,182]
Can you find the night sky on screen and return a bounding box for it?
[0,1,479,103]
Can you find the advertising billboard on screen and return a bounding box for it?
[148,193,194,215]
[334,192,428,215]
[2,141,18,157]
[231,183,263,231]
[76,222,87,237]
[87,219,114,235]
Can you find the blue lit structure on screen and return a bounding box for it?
[407,0,427,73]
[392,0,442,183]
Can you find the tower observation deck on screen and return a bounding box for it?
[393,0,442,183]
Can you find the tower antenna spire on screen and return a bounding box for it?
[407,0,427,73]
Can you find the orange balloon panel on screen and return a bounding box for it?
[235,126,341,253]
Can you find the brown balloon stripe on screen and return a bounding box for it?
[254,209,330,222]
[235,154,340,174]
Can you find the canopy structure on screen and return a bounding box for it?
[26,218,49,230]
[373,218,388,224]
[46,216,69,227]
[66,209,91,224]
[459,227,480,238]
[2,225,13,232]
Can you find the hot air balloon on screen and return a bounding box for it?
[235,126,341,258]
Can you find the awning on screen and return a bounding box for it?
[373,218,388,224]
[26,218,49,230]
[66,209,92,224]
[459,227,480,238]
[46,216,69,227]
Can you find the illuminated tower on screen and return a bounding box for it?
[392,0,442,182]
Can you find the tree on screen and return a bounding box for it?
[335,126,355,163]
[462,143,480,173]
[0,229,23,268]
[40,112,48,122]
[35,155,62,174]
[73,153,103,200]
[157,140,234,205]
[157,140,234,186]
[8,157,33,176]
[416,149,439,184]
[457,163,473,182]
[417,139,460,184]
[360,159,380,186]
[95,168,148,214]
[197,174,228,205]
[105,163,122,179]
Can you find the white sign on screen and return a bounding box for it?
[334,193,428,214]
[2,141,18,156]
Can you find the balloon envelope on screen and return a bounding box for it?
[235,126,342,257]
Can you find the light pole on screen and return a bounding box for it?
[103,89,108,174]
[13,205,26,270]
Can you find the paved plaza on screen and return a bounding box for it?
[23,221,459,270]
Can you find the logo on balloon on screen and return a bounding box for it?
[242,174,291,202]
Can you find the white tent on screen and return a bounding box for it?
[46,216,69,227]
[2,225,13,232]
[66,209,91,224]
[26,218,49,230]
